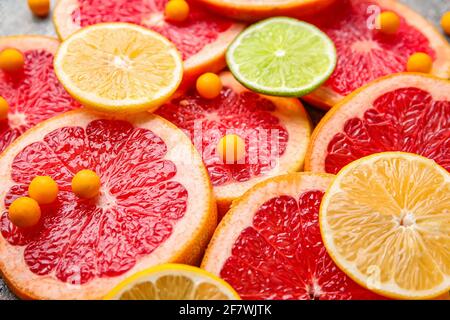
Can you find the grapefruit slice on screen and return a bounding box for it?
[0,110,216,300]
[320,152,450,299]
[105,264,240,300]
[0,36,80,154]
[201,173,385,300]
[156,71,312,216]
[303,0,450,109]
[54,23,183,114]
[305,73,450,174]
[53,0,244,83]
[196,0,336,21]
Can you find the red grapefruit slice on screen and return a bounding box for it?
[303,0,450,109]
[0,36,80,154]
[201,173,385,300]
[305,73,450,174]
[53,0,244,83]
[156,72,312,216]
[196,0,336,21]
[0,110,216,300]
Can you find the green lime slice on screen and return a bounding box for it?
[226,17,336,97]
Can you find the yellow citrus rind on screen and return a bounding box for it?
[104,263,240,300]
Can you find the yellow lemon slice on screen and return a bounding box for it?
[320,152,450,300]
[54,23,183,113]
[104,264,240,300]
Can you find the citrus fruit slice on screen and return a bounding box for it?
[53,0,244,83]
[0,36,80,154]
[305,73,450,174]
[227,17,336,97]
[201,173,385,300]
[0,110,216,300]
[303,0,450,109]
[54,23,183,114]
[105,264,240,300]
[320,152,450,300]
[156,72,312,216]
[196,0,336,21]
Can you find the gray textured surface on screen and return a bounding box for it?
[0,0,58,36]
[0,0,449,300]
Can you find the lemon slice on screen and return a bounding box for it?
[54,23,183,113]
[320,152,450,300]
[104,264,240,300]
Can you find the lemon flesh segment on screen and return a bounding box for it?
[119,275,233,300]
[55,23,183,113]
[156,275,195,299]
[106,264,240,300]
[194,283,230,300]
[320,152,450,299]
[120,281,157,300]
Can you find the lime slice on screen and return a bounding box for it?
[226,17,336,97]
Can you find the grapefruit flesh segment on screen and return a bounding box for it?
[305,73,450,174]
[0,36,80,154]
[0,110,215,300]
[202,173,384,300]
[156,72,311,215]
[304,0,450,108]
[54,0,244,81]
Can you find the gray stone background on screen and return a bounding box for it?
[0,0,449,300]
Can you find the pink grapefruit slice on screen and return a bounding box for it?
[0,110,216,300]
[196,0,336,21]
[201,173,385,300]
[0,36,80,154]
[53,0,245,83]
[155,71,312,217]
[303,0,450,109]
[305,73,450,174]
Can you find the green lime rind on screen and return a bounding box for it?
[226,17,337,97]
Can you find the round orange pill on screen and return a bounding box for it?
[72,169,101,199]
[407,52,433,73]
[441,11,450,36]
[29,176,59,205]
[217,134,245,164]
[8,197,41,228]
[165,0,190,22]
[28,0,50,17]
[196,73,223,99]
[0,48,25,73]
[377,11,401,34]
[0,96,9,120]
